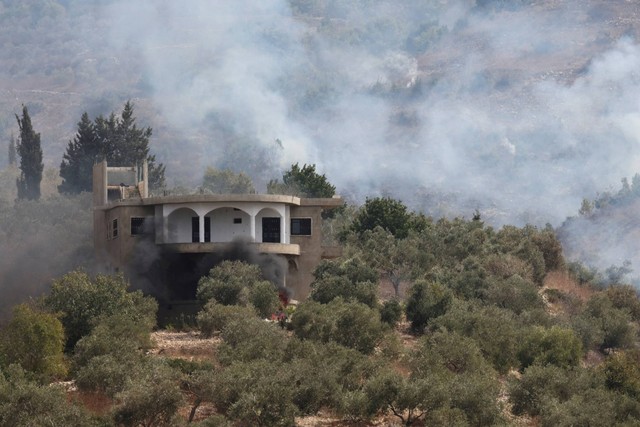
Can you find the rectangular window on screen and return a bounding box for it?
[262,217,281,243]
[291,218,312,236]
[233,218,242,224]
[131,217,144,235]
[112,218,118,238]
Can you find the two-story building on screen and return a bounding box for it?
[92,161,342,302]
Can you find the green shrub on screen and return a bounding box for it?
[44,270,156,351]
[112,361,183,427]
[405,280,452,332]
[379,299,403,326]
[0,365,94,426]
[310,259,378,308]
[518,326,583,370]
[291,299,385,354]
[0,304,67,381]
[217,316,289,365]
[196,302,257,337]
[210,360,297,427]
[431,301,521,374]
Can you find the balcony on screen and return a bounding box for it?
[162,242,300,256]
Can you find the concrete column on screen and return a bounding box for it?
[250,214,256,242]
[199,215,205,243]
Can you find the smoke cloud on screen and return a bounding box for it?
[3,0,640,292]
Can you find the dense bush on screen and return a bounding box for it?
[291,299,385,354]
[0,365,94,426]
[197,261,280,315]
[44,270,157,350]
[379,298,403,326]
[196,302,258,337]
[112,360,183,427]
[431,301,521,373]
[217,317,289,365]
[310,258,378,308]
[0,304,66,381]
[517,326,583,370]
[405,280,452,332]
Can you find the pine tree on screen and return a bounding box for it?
[59,113,99,193]
[15,106,43,200]
[8,132,16,166]
[59,101,166,194]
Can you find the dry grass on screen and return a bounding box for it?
[148,330,220,361]
[541,270,595,316]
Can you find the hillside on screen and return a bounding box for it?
[1,0,640,226]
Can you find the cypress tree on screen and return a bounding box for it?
[15,105,43,200]
[8,132,16,166]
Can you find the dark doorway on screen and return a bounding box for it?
[262,217,281,243]
[191,217,199,242]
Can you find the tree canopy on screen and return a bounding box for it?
[268,163,335,198]
[59,101,166,194]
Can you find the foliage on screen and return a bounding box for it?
[352,226,417,296]
[59,102,166,194]
[201,167,255,194]
[405,280,452,332]
[44,270,157,351]
[8,132,16,166]
[603,349,640,398]
[309,258,378,308]
[379,298,403,326]
[517,326,583,370]
[347,196,421,239]
[267,163,335,198]
[574,293,637,351]
[208,359,297,427]
[0,304,66,381]
[73,310,156,397]
[196,301,258,337]
[0,365,95,427]
[197,261,279,313]
[112,360,183,427]
[58,112,100,194]
[15,105,43,200]
[431,300,522,374]
[508,364,599,417]
[364,331,502,426]
[217,317,289,365]
[291,299,385,354]
[483,274,544,315]
[605,284,640,321]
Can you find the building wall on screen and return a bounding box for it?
[288,205,326,299]
[93,162,342,301]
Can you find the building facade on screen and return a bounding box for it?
[92,161,342,301]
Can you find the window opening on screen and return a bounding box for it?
[191,217,199,243]
[291,218,312,236]
[131,217,147,236]
[262,217,281,243]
